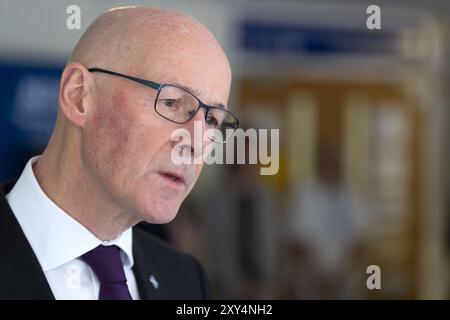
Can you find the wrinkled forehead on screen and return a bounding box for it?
[129,39,232,106]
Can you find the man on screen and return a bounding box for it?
[0,6,237,299]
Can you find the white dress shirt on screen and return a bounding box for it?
[5,156,140,300]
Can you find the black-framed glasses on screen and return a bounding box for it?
[88,67,239,144]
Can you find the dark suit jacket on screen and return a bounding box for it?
[0,180,210,300]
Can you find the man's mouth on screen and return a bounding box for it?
[158,171,186,186]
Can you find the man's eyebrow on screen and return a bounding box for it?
[214,103,226,109]
[169,82,226,109]
[170,82,202,97]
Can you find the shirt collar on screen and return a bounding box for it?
[5,156,134,272]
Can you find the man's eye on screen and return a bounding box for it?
[159,99,179,108]
[206,114,219,126]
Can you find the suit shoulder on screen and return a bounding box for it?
[134,224,179,253]
[133,223,201,267]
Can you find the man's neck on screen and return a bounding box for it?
[33,149,139,241]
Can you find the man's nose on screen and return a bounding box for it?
[186,109,210,151]
[170,109,211,160]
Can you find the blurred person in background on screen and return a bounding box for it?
[288,142,369,299]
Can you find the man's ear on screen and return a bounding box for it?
[58,62,94,127]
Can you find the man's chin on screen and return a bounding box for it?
[140,203,181,225]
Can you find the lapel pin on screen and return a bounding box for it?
[149,275,159,289]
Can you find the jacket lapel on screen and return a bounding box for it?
[0,181,54,299]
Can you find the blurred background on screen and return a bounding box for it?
[0,0,449,299]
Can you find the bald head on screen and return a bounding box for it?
[69,6,230,81]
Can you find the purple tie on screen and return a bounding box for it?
[81,245,133,300]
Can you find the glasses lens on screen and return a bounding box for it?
[155,85,238,144]
[155,85,198,123]
[206,108,238,143]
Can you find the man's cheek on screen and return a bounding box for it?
[86,124,134,188]
[95,104,137,165]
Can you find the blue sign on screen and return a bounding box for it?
[0,63,63,180]
[240,21,396,55]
